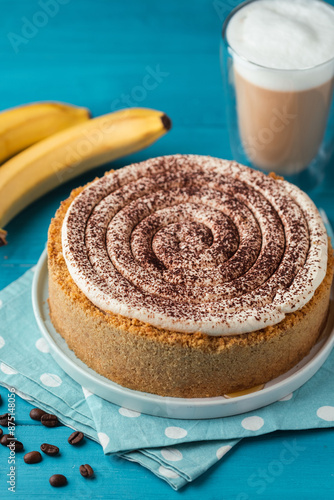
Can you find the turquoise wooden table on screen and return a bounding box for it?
[1,0,334,498]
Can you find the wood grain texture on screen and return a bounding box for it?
[0,0,334,498]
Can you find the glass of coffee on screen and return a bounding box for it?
[221,0,334,190]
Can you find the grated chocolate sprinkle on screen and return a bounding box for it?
[61,155,328,336]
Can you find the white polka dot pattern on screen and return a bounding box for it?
[279,393,293,401]
[241,416,264,431]
[161,448,183,462]
[165,426,188,439]
[40,373,62,387]
[316,406,334,421]
[1,362,18,375]
[82,387,93,398]
[98,432,110,450]
[35,338,50,353]
[118,407,141,418]
[158,465,180,479]
[216,445,232,460]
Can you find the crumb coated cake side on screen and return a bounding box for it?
[47,177,334,398]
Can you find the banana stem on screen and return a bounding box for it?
[0,228,8,246]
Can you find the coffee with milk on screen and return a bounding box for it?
[226,0,334,175]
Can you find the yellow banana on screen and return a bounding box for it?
[0,107,171,246]
[0,102,90,163]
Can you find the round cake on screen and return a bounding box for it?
[47,154,334,398]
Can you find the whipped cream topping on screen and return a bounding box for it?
[62,155,328,336]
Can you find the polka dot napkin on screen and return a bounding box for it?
[0,268,333,490]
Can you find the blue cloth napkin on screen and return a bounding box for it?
[0,268,334,490]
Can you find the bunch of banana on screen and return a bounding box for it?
[0,107,171,246]
[0,102,90,163]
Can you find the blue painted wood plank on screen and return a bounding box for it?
[0,0,334,497]
[0,387,334,499]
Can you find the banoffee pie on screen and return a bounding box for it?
[47,155,334,397]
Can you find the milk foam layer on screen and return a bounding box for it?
[62,155,328,336]
[226,0,334,90]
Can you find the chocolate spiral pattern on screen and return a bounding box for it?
[62,155,327,335]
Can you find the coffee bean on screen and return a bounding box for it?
[29,408,47,421]
[0,428,3,438]
[79,464,94,478]
[49,474,67,487]
[0,435,23,451]
[0,413,14,426]
[40,443,59,456]
[41,414,59,428]
[24,451,42,464]
[0,434,12,446]
[68,431,84,445]
[12,440,23,452]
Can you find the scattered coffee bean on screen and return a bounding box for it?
[0,428,3,438]
[41,414,59,428]
[0,435,23,451]
[24,451,42,464]
[12,440,23,451]
[29,408,47,421]
[0,413,14,426]
[40,443,59,456]
[0,434,11,446]
[49,474,67,487]
[68,431,84,445]
[79,464,94,478]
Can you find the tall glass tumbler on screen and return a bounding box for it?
[220,0,334,191]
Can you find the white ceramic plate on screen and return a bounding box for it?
[32,249,334,419]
